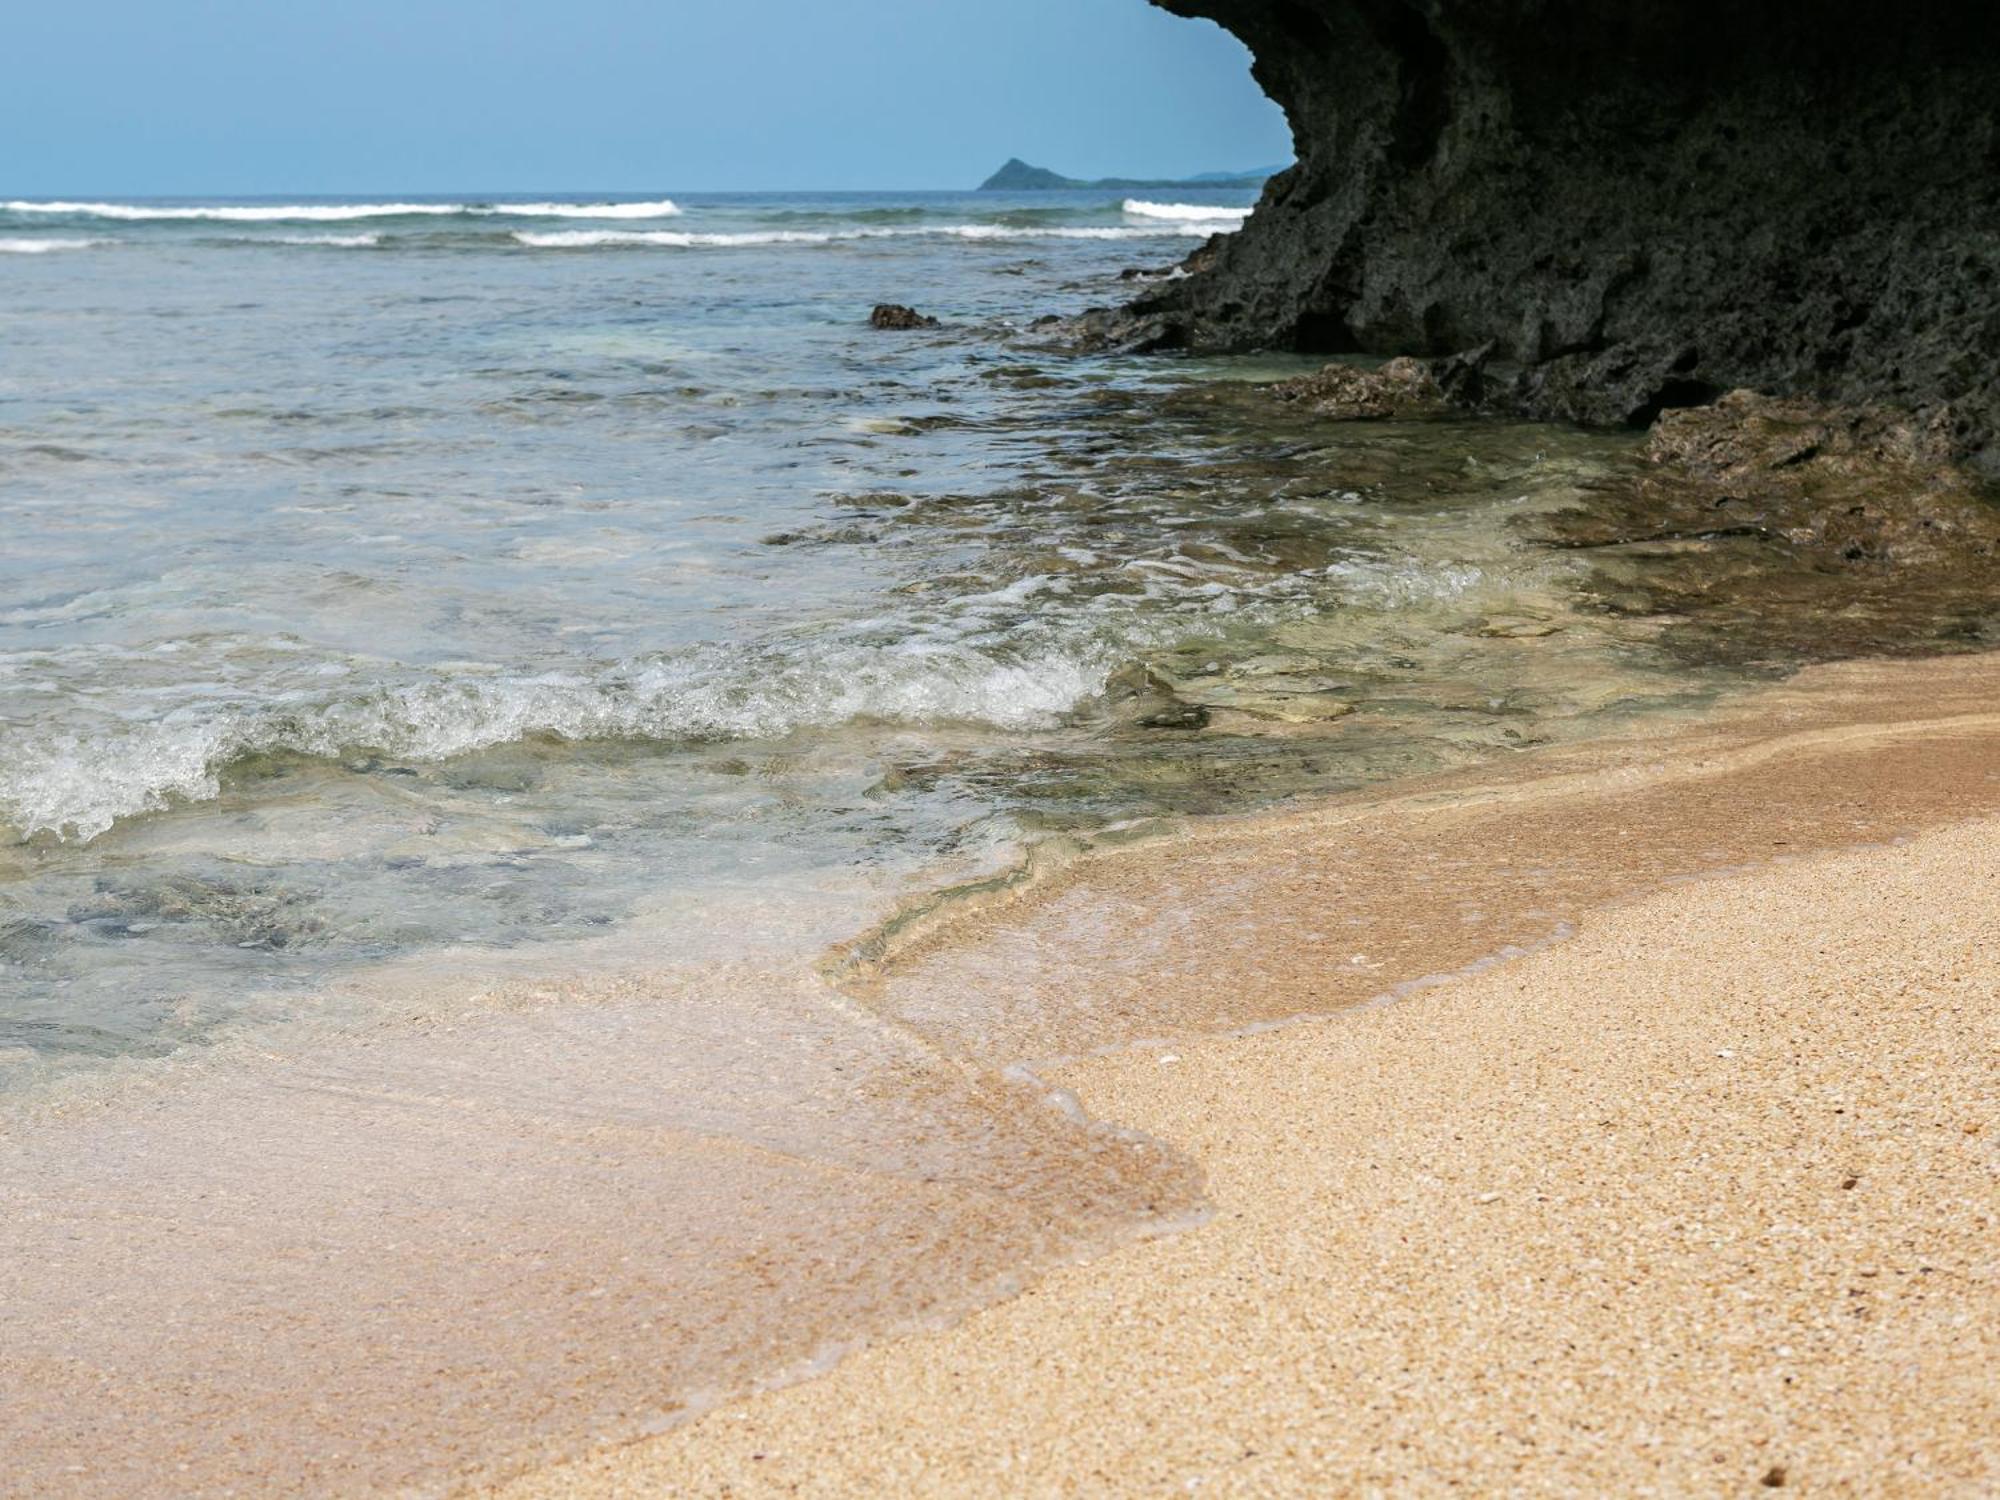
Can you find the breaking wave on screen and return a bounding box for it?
[1122,199,1255,222]
[265,233,381,248]
[1,199,681,223]
[6,201,463,222]
[492,200,682,219]
[0,237,107,254]
[1,640,1117,842]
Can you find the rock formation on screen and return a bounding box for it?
[1118,1,2000,472]
[1537,389,2000,659]
[1270,354,1442,418]
[1554,389,2000,569]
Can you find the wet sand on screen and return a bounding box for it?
[495,655,2000,1497]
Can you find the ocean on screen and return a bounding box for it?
[1,188,1774,1492]
[0,187,1714,1082]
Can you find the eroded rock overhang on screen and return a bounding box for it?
[1130,0,2000,470]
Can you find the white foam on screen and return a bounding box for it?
[1327,557,1487,606]
[2,199,680,222]
[0,237,106,254]
[1122,199,1255,222]
[493,199,682,218]
[0,641,1117,842]
[267,233,380,248]
[3,200,466,221]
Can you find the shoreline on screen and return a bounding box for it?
[492,651,2000,1496]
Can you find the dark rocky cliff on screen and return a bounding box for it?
[1123,1,2000,470]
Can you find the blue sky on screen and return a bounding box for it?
[5,1,1290,195]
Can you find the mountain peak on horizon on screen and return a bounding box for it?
[977,158,1282,192]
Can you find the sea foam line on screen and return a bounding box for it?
[264,233,381,248]
[0,237,108,254]
[491,200,684,219]
[1,199,682,222]
[0,641,1117,842]
[1122,199,1255,222]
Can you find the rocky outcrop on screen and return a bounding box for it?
[1122,1,2000,472]
[1557,390,2000,566]
[1538,390,2000,659]
[1270,355,1441,418]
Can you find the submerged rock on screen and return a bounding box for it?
[1099,662,1211,731]
[1206,692,1356,726]
[869,304,940,331]
[1473,617,1563,640]
[1569,391,2000,569]
[1100,657,1358,733]
[1136,700,1213,731]
[1538,391,2000,659]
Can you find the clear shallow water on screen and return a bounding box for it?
[0,188,1820,1494]
[0,187,1739,1083]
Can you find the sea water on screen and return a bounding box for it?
[0,188,1714,1079]
[0,189,1782,1493]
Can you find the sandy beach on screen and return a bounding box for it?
[495,655,2000,1497]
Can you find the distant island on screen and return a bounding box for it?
[977,158,1284,191]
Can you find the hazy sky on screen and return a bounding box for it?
[4,1,1291,195]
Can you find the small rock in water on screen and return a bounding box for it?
[1146,661,1353,726]
[870,303,940,330]
[1475,617,1562,639]
[1100,660,1211,731]
[1137,700,1211,731]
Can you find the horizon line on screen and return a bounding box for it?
[0,176,1283,201]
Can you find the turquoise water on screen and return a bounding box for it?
[0,187,1713,1085]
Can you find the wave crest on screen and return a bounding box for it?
[492,200,682,219]
[265,233,380,248]
[5,201,464,222]
[1,199,681,223]
[1,642,1114,842]
[1122,199,1255,222]
[0,237,107,254]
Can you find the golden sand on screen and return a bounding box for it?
[494,657,2000,1497]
